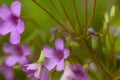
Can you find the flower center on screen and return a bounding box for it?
[11,15,18,24]
[79,70,84,76]
[15,45,23,56]
[57,50,64,59]
[75,70,84,77]
[59,53,63,58]
[14,16,18,23]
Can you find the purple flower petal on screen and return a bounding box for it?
[56,59,65,71]
[26,63,38,70]
[44,58,58,71]
[72,64,89,80]
[5,56,18,67]
[60,72,74,80]
[21,45,31,56]
[43,45,54,58]
[10,29,20,44]
[34,69,41,78]
[60,74,67,80]
[27,70,36,78]
[11,1,21,17]
[40,67,49,80]
[63,48,69,59]
[61,64,89,80]
[23,63,49,79]
[0,64,14,80]
[3,43,13,54]
[22,63,38,78]
[16,18,24,33]
[18,57,28,65]
[55,38,64,50]
[0,21,14,36]
[0,4,11,20]
[22,65,28,72]
[60,65,74,80]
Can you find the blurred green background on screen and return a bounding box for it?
[0,0,120,80]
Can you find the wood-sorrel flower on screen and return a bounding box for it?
[43,38,70,71]
[0,1,24,44]
[22,62,49,80]
[3,43,30,67]
[60,64,89,80]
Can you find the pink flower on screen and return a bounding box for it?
[61,64,89,80]
[3,43,31,67]
[0,1,24,44]
[22,62,49,80]
[43,38,70,71]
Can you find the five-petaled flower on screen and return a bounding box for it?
[3,43,30,67]
[22,62,49,80]
[43,38,70,71]
[0,1,24,44]
[60,64,89,80]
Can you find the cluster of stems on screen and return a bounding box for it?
[32,0,119,80]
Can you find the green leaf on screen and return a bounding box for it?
[110,6,115,19]
[38,50,45,63]
[103,12,109,30]
[103,22,108,30]
[92,37,97,50]
[104,12,109,23]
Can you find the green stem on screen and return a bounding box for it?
[114,76,120,80]
[107,22,116,72]
[72,0,83,34]
[102,33,110,69]
[70,54,84,64]
[49,0,66,22]
[32,0,66,29]
[49,70,56,80]
[85,0,88,27]
[59,0,77,34]
[78,39,113,78]
[85,0,97,35]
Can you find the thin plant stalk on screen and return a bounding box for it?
[49,0,66,22]
[78,39,113,78]
[59,0,77,34]
[72,0,83,34]
[32,0,79,39]
[32,0,66,29]
[107,22,116,72]
[85,0,88,27]
[85,0,97,35]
